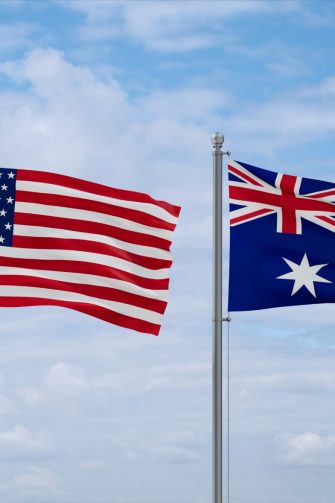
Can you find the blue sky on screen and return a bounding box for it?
[1,1,335,502]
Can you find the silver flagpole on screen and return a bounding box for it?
[212,133,231,503]
[212,132,224,503]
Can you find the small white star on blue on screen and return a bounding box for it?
[0,167,17,246]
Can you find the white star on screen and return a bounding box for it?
[277,253,331,297]
[5,222,12,230]
[0,235,5,244]
[1,184,8,191]
[6,196,14,204]
[0,209,6,217]
[7,172,15,179]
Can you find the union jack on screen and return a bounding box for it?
[228,160,335,235]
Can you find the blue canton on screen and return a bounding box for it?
[0,167,17,247]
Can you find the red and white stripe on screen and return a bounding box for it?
[0,169,180,335]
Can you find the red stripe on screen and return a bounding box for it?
[16,190,176,231]
[230,208,274,225]
[279,174,297,194]
[309,190,335,199]
[12,236,171,271]
[0,275,167,314]
[0,256,169,290]
[279,174,298,234]
[228,164,263,187]
[229,186,335,214]
[0,297,160,335]
[17,169,181,218]
[317,215,335,226]
[14,213,171,250]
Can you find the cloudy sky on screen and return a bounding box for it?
[1,1,335,502]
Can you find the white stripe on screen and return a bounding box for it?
[294,177,302,195]
[229,160,273,189]
[230,197,279,211]
[229,181,280,196]
[304,189,335,201]
[0,285,162,325]
[302,214,335,233]
[15,202,173,242]
[14,225,172,261]
[0,267,168,301]
[17,180,178,225]
[230,206,275,226]
[0,247,169,280]
[295,210,302,235]
[277,207,283,233]
[308,195,335,203]
[230,202,274,218]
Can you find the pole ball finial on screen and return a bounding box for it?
[211,132,224,146]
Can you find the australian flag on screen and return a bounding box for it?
[228,160,335,312]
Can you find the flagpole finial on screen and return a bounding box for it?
[211,132,224,147]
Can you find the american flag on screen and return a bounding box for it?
[228,160,335,312]
[0,167,180,335]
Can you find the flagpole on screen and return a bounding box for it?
[212,133,231,503]
[212,132,224,503]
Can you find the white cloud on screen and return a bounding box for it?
[0,22,37,52]
[280,431,335,464]
[110,427,205,465]
[0,45,225,246]
[122,449,141,461]
[151,429,204,464]
[0,425,54,451]
[16,387,45,406]
[233,369,335,397]
[0,1,25,9]
[144,362,210,391]
[228,75,335,158]
[153,444,199,463]
[0,394,18,416]
[294,3,335,28]
[0,45,324,186]
[266,54,311,79]
[13,355,210,414]
[89,360,211,396]
[0,48,218,201]
[0,48,133,185]
[44,362,90,393]
[136,87,231,122]
[81,457,110,470]
[0,15,327,237]
[60,0,299,52]
[10,466,59,493]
